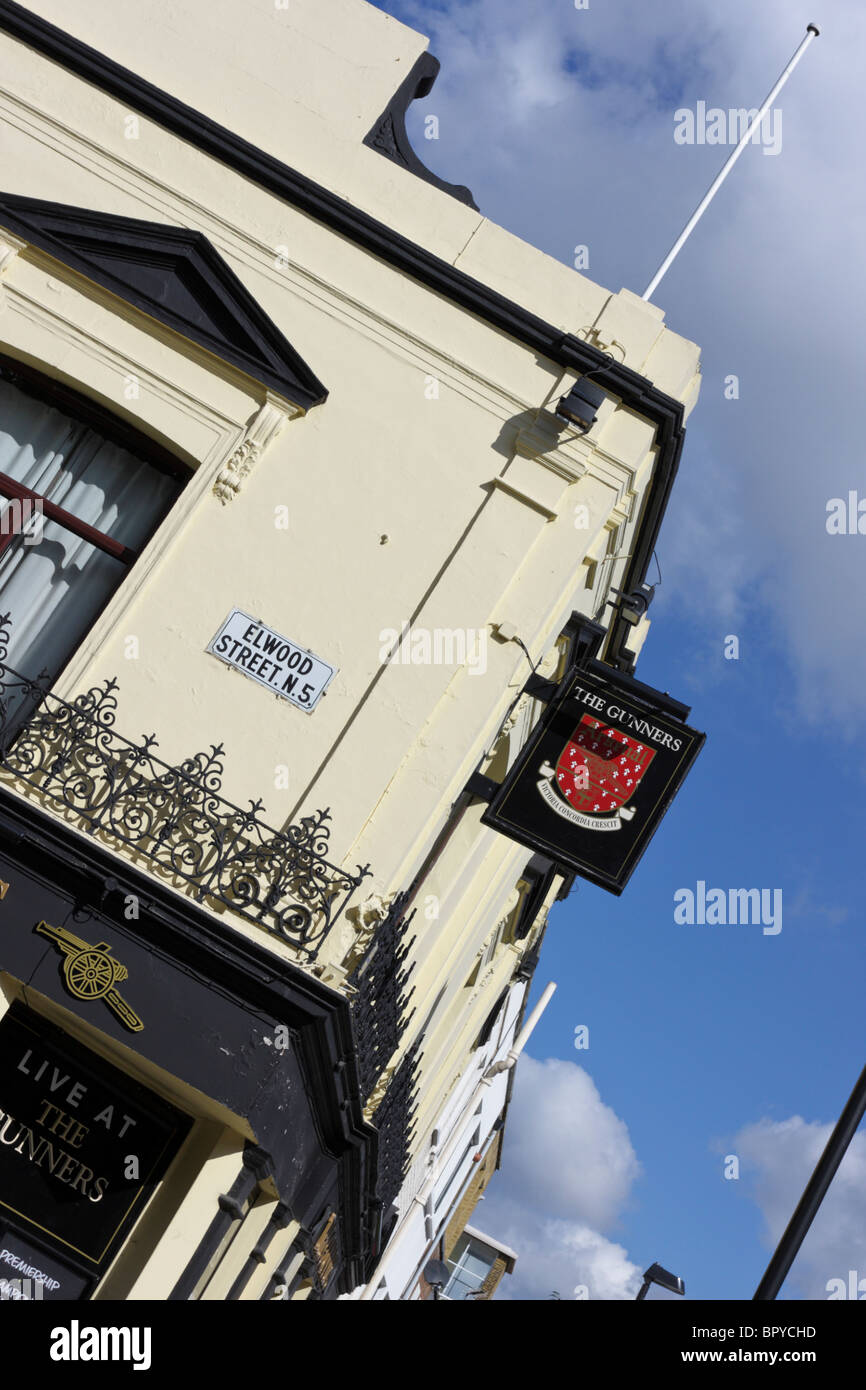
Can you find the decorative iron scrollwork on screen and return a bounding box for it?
[0,614,369,957]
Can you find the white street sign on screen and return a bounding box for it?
[206,609,335,713]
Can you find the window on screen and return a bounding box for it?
[0,355,186,700]
[443,1233,496,1300]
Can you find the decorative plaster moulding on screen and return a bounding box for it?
[211,396,290,505]
[0,230,25,275]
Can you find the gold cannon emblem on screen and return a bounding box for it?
[35,921,143,1032]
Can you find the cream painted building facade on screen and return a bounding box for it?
[0,0,700,1301]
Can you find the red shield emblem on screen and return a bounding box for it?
[554,715,655,815]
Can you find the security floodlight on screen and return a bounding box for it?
[555,377,606,432]
[615,582,656,626]
[636,1262,685,1300]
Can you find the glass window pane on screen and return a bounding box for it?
[0,376,181,687]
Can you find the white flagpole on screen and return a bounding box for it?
[642,24,820,302]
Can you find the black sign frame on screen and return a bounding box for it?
[0,1003,192,1280]
[481,661,705,894]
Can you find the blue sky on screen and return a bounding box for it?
[373,0,866,1300]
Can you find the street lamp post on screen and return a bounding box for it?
[636,1262,686,1300]
[753,1062,866,1300]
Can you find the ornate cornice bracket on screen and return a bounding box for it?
[0,233,25,316]
[212,394,296,504]
[363,52,479,211]
[0,232,26,277]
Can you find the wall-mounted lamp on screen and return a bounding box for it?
[555,377,607,432]
[614,582,656,626]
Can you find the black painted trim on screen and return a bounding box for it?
[224,1201,291,1301]
[521,674,559,705]
[556,869,577,901]
[0,0,687,669]
[363,52,479,210]
[512,854,560,943]
[0,193,327,411]
[475,988,508,1049]
[464,770,499,803]
[560,613,692,721]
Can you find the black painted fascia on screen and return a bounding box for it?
[0,193,327,411]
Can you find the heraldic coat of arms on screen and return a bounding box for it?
[537,714,656,831]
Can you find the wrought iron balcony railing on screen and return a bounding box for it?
[0,615,369,958]
[349,892,417,1101]
[372,1039,420,1217]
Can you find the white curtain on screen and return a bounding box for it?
[0,377,177,688]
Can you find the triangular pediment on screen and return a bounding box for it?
[0,194,326,410]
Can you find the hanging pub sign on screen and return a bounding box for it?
[481,664,704,894]
[0,1003,190,1289]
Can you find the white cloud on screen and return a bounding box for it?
[477,1055,644,1299]
[734,1116,866,1299]
[483,1206,642,1301]
[489,1055,640,1226]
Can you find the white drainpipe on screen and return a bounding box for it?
[483,981,557,1078]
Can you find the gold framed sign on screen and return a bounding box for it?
[0,1005,190,1274]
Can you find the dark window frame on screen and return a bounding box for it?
[0,351,189,681]
[0,351,188,479]
[0,351,188,566]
